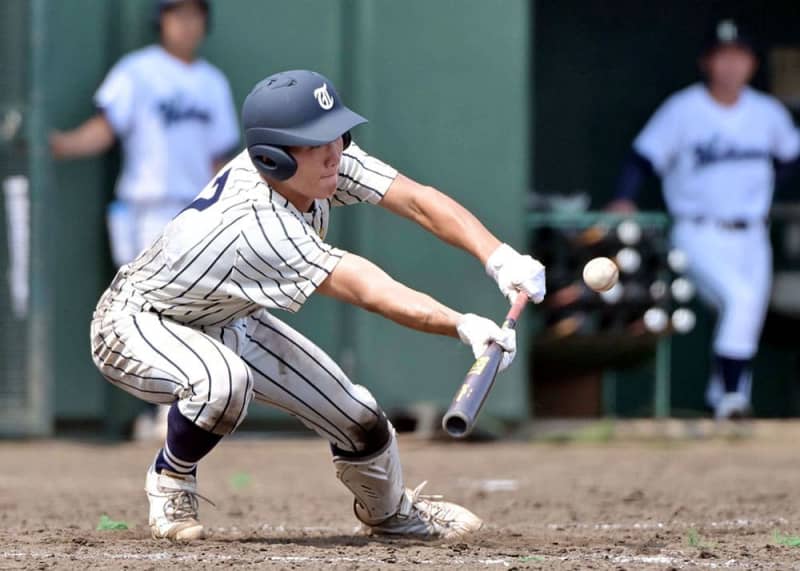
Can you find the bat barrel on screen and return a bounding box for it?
[442,410,470,438]
[441,346,504,438]
[443,293,529,439]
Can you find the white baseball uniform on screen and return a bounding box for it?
[634,83,800,397]
[95,44,239,267]
[90,143,399,446]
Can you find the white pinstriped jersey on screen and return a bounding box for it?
[95,142,397,327]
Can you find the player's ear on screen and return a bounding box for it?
[749,53,760,73]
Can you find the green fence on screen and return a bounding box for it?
[0,0,52,436]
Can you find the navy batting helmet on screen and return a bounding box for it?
[154,0,210,33]
[242,70,367,180]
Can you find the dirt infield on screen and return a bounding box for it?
[2,427,800,570]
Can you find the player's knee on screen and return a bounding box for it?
[334,385,392,458]
[742,294,767,317]
[348,384,381,427]
[724,292,766,328]
[197,365,254,434]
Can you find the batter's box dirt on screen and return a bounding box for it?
[2,432,800,569]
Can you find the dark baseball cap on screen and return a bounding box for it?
[702,19,757,56]
[158,0,209,13]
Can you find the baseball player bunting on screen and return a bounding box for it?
[90,69,545,542]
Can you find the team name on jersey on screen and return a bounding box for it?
[693,136,769,169]
[157,95,212,126]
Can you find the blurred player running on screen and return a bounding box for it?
[90,69,546,540]
[609,19,800,418]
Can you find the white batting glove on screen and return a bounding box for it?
[457,313,517,371]
[485,243,546,304]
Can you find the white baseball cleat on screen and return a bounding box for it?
[145,464,207,541]
[358,481,483,539]
[714,392,751,420]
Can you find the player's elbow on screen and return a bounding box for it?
[320,253,403,313]
[398,184,437,225]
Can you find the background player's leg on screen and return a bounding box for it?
[241,310,481,537]
[673,222,771,414]
[712,225,772,405]
[106,200,138,268]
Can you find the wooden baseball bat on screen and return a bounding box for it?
[443,291,529,438]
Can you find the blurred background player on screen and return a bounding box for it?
[49,0,239,439]
[608,19,800,419]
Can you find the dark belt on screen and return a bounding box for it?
[684,216,766,230]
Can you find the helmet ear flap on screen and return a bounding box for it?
[248,144,297,181]
[342,131,352,150]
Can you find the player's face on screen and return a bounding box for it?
[704,46,757,93]
[160,1,207,60]
[284,139,344,200]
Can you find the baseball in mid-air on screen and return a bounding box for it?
[583,257,619,292]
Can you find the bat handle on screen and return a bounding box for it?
[502,291,530,330]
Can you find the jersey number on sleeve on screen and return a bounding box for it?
[181,169,230,214]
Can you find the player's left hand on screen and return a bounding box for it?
[485,243,546,304]
[457,313,517,371]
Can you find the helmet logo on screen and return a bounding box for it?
[313,83,334,110]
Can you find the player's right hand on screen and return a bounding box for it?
[456,313,517,371]
[605,199,638,213]
[485,243,546,304]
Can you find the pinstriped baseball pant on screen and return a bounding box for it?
[90,308,382,451]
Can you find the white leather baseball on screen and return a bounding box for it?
[582,257,619,292]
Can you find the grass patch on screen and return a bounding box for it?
[686,527,714,548]
[519,555,546,562]
[774,531,800,547]
[96,514,129,531]
[572,420,615,443]
[230,471,253,490]
[540,420,615,444]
